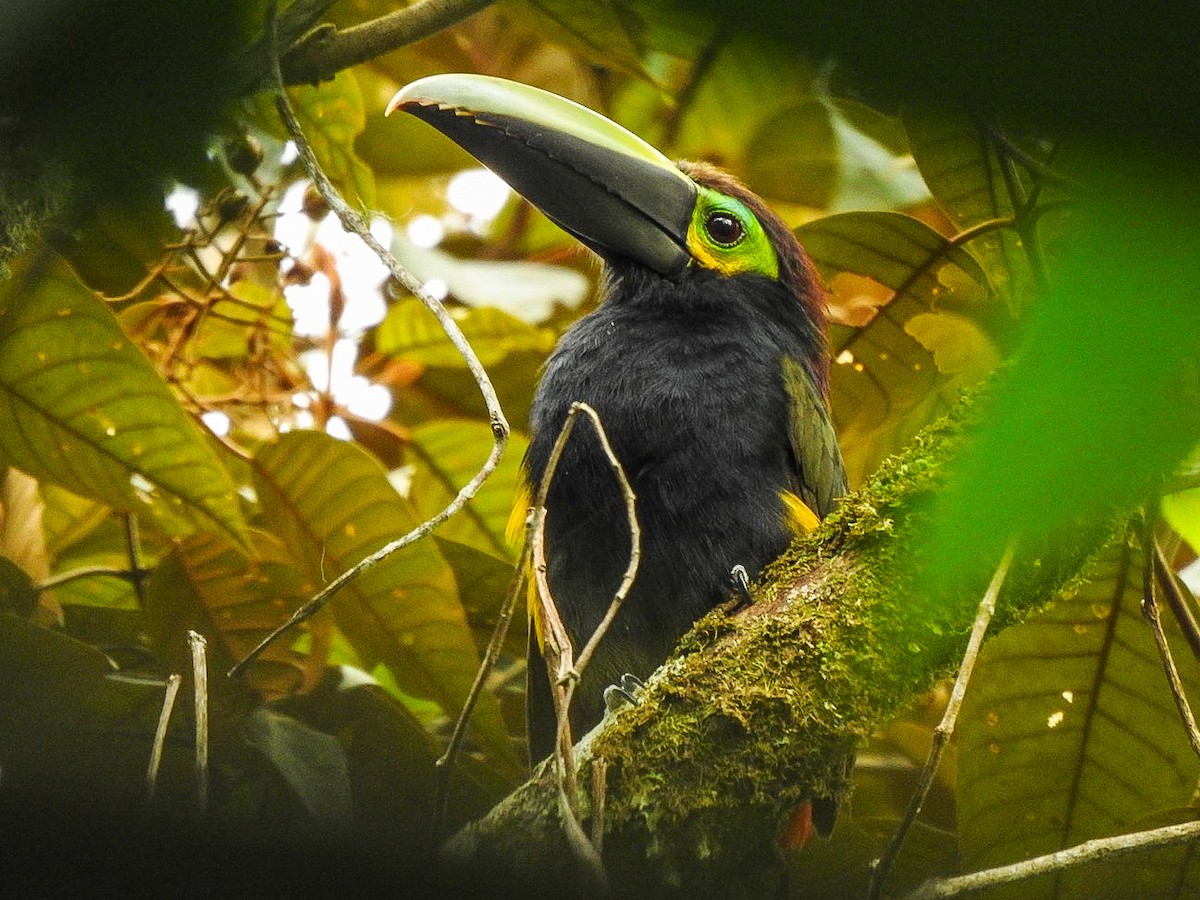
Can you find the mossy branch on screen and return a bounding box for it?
[440,390,1118,899]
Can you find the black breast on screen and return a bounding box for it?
[524,264,820,743]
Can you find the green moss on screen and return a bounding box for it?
[581,386,1120,885]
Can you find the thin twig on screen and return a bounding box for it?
[527,401,638,881]
[188,631,209,817]
[569,404,641,681]
[530,416,582,817]
[35,565,138,592]
[229,5,509,680]
[146,673,182,805]
[869,540,1017,900]
[122,513,149,607]
[558,782,608,892]
[591,755,608,854]
[1154,539,1200,662]
[903,818,1200,900]
[434,538,531,839]
[1141,529,1200,760]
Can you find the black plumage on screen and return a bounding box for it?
[524,163,847,762]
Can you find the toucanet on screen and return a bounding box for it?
[388,74,848,836]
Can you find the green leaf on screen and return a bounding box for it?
[0,255,247,544]
[251,430,518,773]
[799,211,989,303]
[903,102,1038,313]
[242,707,353,835]
[1162,444,1200,553]
[957,537,1200,898]
[0,554,38,617]
[192,279,293,360]
[388,241,590,325]
[745,99,928,210]
[287,70,376,208]
[521,0,657,79]
[797,211,998,484]
[378,297,558,367]
[921,163,1200,593]
[406,420,529,562]
[143,530,310,697]
[1088,808,1200,899]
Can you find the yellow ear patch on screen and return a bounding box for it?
[781,490,821,535]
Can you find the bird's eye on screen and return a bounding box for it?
[704,212,745,247]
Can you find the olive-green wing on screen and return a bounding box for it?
[783,356,848,521]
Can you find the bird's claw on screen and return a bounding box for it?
[603,673,645,712]
[727,563,754,611]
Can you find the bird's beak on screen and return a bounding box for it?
[387,74,695,277]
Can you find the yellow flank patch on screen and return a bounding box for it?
[781,490,820,535]
[506,479,544,647]
[506,480,533,548]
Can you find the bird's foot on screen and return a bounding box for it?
[725,564,754,612]
[603,673,645,712]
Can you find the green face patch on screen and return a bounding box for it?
[685,186,779,279]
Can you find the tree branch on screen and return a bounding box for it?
[277,0,497,88]
[438,392,1121,897]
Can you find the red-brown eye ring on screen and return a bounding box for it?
[704,212,744,247]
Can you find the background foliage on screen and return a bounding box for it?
[1,1,1198,897]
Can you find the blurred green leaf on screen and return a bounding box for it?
[922,158,1200,593]
[193,279,293,360]
[1162,445,1200,554]
[956,537,1200,898]
[746,99,928,210]
[1090,808,1200,900]
[389,240,590,324]
[287,70,376,208]
[251,430,519,773]
[0,554,38,617]
[903,102,1039,313]
[0,254,247,545]
[242,707,353,836]
[406,420,529,562]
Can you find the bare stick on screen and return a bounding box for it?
[869,540,1017,900]
[1153,539,1200,662]
[122,513,149,607]
[904,818,1200,900]
[569,403,641,682]
[434,539,531,838]
[188,631,209,816]
[1141,533,1200,760]
[146,673,182,804]
[591,755,608,854]
[229,7,509,680]
[527,401,638,877]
